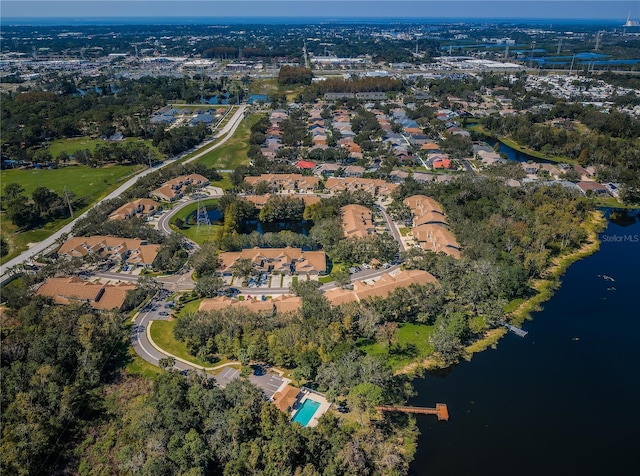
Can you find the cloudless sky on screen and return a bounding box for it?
[2,1,639,21]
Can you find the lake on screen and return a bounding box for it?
[484,138,555,164]
[409,210,640,476]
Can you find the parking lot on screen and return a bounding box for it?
[248,368,285,399]
[214,367,240,387]
[213,366,285,398]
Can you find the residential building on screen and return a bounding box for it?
[108,198,160,221]
[244,194,319,208]
[323,270,438,306]
[36,277,135,310]
[404,195,461,258]
[244,174,319,193]
[58,236,160,267]
[340,204,375,239]
[324,177,398,197]
[150,173,210,202]
[273,385,301,412]
[217,247,327,276]
[199,294,302,314]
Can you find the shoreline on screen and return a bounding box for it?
[396,209,606,376]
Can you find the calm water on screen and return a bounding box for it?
[484,138,554,164]
[185,207,222,225]
[409,210,640,476]
[239,219,313,235]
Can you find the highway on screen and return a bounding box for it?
[0,105,247,281]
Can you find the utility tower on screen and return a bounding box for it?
[196,200,210,234]
[63,186,74,218]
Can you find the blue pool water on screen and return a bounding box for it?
[291,398,320,427]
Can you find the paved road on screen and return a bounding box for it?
[377,203,406,251]
[0,105,247,281]
[132,291,287,392]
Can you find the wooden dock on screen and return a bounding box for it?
[375,404,449,421]
[505,323,528,337]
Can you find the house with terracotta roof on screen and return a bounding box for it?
[36,277,136,310]
[412,224,461,258]
[108,198,160,221]
[244,194,319,209]
[244,174,319,193]
[432,158,453,169]
[273,385,301,412]
[421,142,441,153]
[324,177,398,197]
[199,294,302,314]
[324,270,438,306]
[403,195,461,258]
[217,247,327,276]
[342,165,365,177]
[296,160,316,170]
[341,204,375,239]
[150,174,210,202]
[58,236,160,267]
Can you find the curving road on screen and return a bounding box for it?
[0,105,247,281]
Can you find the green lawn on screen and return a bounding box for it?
[177,298,203,317]
[399,227,411,237]
[148,320,212,368]
[1,164,142,264]
[358,323,435,371]
[48,137,160,158]
[1,164,141,198]
[195,114,260,169]
[125,348,162,379]
[169,198,222,244]
[209,174,233,190]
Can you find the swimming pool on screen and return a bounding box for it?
[291,398,320,427]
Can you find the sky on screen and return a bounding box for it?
[2,1,639,22]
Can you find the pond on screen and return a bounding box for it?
[185,207,223,225]
[185,206,313,235]
[239,219,313,236]
[484,138,556,164]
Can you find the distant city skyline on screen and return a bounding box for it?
[2,1,640,23]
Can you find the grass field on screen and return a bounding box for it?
[1,164,140,198]
[195,113,260,169]
[359,322,435,371]
[169,198,222,244]
[1,164,143,264]
[149,320,212,368]
[48,137,160,158]
[249,78,279,95]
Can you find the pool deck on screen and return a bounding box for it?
[294,388,331,428]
